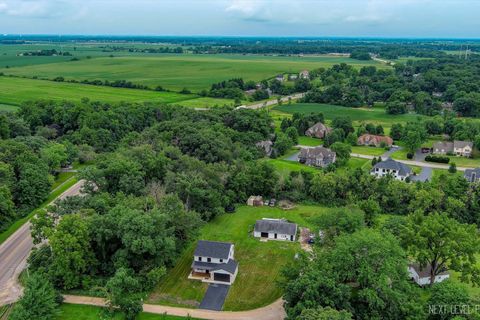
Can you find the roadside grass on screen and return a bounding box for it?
[148,205,330,311]
[351,146,385,156]
[55,303,199,320]
[444,156,480,168]
[0,176,78,245]
[51,172,76,190]
[298,136,322,146]
[1,54,387,92]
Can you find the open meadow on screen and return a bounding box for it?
[0,53,387,92]
[148,205,332,311]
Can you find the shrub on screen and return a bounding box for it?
[425,155,450,163]
[406,153,414,159]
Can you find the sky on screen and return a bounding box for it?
[0,0,479,38]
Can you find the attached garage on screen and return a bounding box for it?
[213,272,231,283]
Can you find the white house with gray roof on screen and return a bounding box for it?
[464,168,480,183]
[371,158,412,181]
[189,240,238,285]
[254,218,297,241]
[408,264,449,286]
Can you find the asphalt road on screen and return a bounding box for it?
[0,180,84,306]
[199,284,230,311]
[236,92,305,110]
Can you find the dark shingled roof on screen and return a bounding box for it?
[192,260,238,274]
[254,219,297,236]
[409,264,449,278]
[372,158,412,176]
[194,240,232,260]
[464,168,480,181]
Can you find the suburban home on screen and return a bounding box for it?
[298,146,336,168]
[408,264,449,286]
[189,240,238,285]
[255,140,273,156]
[247,195,263,206]
[433,140,473,157]
[371,158,412,181]
[464,168,480,183]
[305,122,332,139]
[299,70,310,79]
[275,74,284,82]
[357,134,393,147]
[254,218,297,241]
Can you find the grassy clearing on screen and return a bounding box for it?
[298,136,322,146]
[0,103,19,112]
[51,172,76,190]
[267,158,320,177]
[149,205,331,311]
[1,54,386,92]
[0,76,198,106]
[0,176,78,245]
[170,97,234,108]
[351,146,385,156]
[274,103,427,131]
[55,303,199,320]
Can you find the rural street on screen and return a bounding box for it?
[63,295,286,320]
[0,180,85,306]
[238,92,305,110]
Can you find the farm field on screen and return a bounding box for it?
[0,53,387,92]
[55,303,199,320]
[0,76,199,106]
[148,205,331,311]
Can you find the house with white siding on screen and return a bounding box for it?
[408,264,449,286]
[254,218,297,241]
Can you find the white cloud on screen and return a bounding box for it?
[0,0,78,18]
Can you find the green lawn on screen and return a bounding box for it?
[0,76,198,106]
[148,205,332,311]
[351,146,385,156]
[170,97,235,108]
[274,103,427,131]
[267,158,320,177]
[444,156,480,168]
[0,103,19,112]
[55,304,199,320]
[1,54,386,92]
[298,136,322,146]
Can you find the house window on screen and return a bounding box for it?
[207,257,211,262]
[219,259,223,263]
[198,257,202,261]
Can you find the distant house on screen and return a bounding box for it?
[408,264,449,286]
[275,74,285,82]
[256,140,273,156]
[371,158,412,181]
[305,122,332,139]
[357,134,393,147]
[189,240,238,285]
[464,168,480,183]
[299,70,310,79]
[298,147,336,168]
[244,89,257,96]
[289,74,298,80]
[433,140,473,157]
[254,218,297,241]
[247,195,263,206]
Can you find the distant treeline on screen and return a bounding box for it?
[99,45,184,54]
[20,49,72,56]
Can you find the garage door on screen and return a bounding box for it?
[214,273,230,283]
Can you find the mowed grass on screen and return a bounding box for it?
[298,136,322,146]
[55,303,199,320]
[149,205,331,311]
[274,103,427,131]
[351,146,385,156]
[0,103,18,112]
[1,54,386,92]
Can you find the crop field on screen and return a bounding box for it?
[148,205,334,311]
[274,103,427,132]
[0,53,387,92]
[0,76,200,106]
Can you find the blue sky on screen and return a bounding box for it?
[0,0,479,38]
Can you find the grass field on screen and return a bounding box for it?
[148,205,332,311]
[1,54,386,92]
[298,136,322,146]
[351,146,385,156]
[55,303,199,320]
[274,103,427,132]
[0,103,18,112]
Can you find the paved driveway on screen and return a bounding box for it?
[411,167,433,182]
[199,284,230,311]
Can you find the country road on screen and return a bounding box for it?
[237,92,305,110]
[0,180,85,306]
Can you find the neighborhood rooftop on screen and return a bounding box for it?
[373,158,412,176]
[408,263,449,278]
[255,219,297,236]
[192,259,238,274]
[194,240,232,260]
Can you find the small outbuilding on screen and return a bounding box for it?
[408,264,449,286]
[247,196,263,206]
[254,218,298,241]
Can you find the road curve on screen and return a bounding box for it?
[237,93,305,110]
[0,180,84,306]
[63,295,286,320]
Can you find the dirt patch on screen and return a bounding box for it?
[298,227,313,252]
[278,200,295,210]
